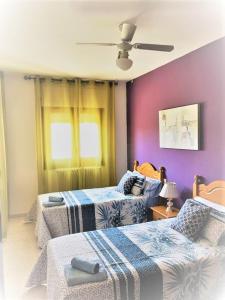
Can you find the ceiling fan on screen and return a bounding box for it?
[77,23,174,71]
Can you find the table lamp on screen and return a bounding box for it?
[159,182,178,212]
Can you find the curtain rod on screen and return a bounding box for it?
[24,75,118,85]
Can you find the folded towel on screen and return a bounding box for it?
[71,258,99,274]
[42,200,65,207]
[49,196,64,203]
[64,264,107,287]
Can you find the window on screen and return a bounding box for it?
[51,123,72,160]
[43,107,102,169]
[80,122,100,158]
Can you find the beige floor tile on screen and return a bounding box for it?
[2,217,46,300]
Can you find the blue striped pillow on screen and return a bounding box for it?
[124,176,137,195]
[131,177,145,196]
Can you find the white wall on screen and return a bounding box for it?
[3,73,127,216]
[4,73,38,216]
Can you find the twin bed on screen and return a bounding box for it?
[28,174,225,300]
[36,161,166,248]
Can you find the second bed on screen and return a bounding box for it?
[36,161,166,248]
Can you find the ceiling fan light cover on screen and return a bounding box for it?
[116,57,133,70]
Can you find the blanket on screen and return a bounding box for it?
[36,187,151,248]
[28,219,225,300]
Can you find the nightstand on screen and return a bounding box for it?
[151,205,179,221]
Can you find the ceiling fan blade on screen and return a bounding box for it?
[120,23,136,42]
[133,43,174,52]
[76,43,117,46]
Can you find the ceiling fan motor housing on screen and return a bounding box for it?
[117,42,132,51]
[119,23,137,42]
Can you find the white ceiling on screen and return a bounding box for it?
[0,0,224,81]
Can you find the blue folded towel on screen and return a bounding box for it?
[64,264,107,287]
[49,196,64,203]
[42,199,65,207]
[71,258,99,274]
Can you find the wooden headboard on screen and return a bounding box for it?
[133,160,166,183]
[193,175,225,207]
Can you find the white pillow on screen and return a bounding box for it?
[195,237,214,247]
[194,196,225,213]
[201,216,225,246]
[194,197,225,246]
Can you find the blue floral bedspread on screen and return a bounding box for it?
[28,218,225,300]
[61,187,150,234]
[82,220,225,300]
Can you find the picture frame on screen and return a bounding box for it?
[159,104,200,150]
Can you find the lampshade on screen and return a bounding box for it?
[159,182,178,198]
[116,57,133,70]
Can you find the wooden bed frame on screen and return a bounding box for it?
[193,175,225,207]
[133,160,166,183]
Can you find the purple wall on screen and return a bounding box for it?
[127,38,225,206]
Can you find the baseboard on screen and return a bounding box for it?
[9,213,26,219]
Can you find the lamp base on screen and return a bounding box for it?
[166,198,173,213]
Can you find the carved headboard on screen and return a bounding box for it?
[133,160,166,183]
[193,175,225,207]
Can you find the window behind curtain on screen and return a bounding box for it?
[42,107,102,170]
[35,78,116,193]
[79,108,102,167]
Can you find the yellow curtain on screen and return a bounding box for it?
[0,73,8,238]
[35,78,116,193]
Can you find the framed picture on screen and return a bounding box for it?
[159,104,200,150]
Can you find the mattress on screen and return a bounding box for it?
[28,219,225,300]
[35,186,152,248]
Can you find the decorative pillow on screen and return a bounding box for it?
[143,178,161,193]
[131,177,146,196]
[115,171,133,193]
[123,176,137,195]
[143,179,163,207]
[170,199,211,240]
[144,179,162,197]
[201,209,225,246]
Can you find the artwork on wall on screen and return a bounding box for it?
[159,104,200,150]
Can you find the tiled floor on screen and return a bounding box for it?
[2,217,46,300]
